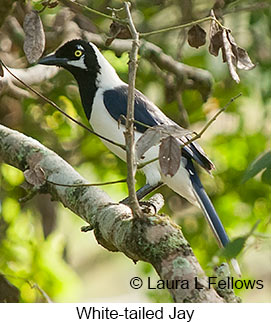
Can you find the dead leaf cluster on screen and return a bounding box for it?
[188,11,255,83]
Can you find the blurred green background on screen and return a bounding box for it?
[0,0,270,302]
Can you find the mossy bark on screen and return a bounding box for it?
[0,124,239,302]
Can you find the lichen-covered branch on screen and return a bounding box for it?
[0,124,238,302]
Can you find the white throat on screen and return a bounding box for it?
[89,42,124,89]
[67,55,87,69]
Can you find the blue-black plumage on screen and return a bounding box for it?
[38,39,241,276]
[103,85,214,171]
[185,158,229,248]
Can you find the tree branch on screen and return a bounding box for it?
[2,26,212,101]
[83,32,213,100]
[124,2,142,217]
[0,64,59,98]
[0,124,240,302]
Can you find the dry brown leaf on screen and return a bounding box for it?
[159,136,181,177]
[209,29,223,57]
[24,153,46,187]
[222,29,255,83]
[235,47,255,70]
[136,124,190,165]
[135,127,162,161]
[209,10,255,83]
[222,29,240,83]
[226,31,255,71]
[209,10,223,56]
[23,10,45,64]
[106,21,131,46]
[24,167,46,187]
[187,24,206,49]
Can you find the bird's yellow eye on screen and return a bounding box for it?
[74,50,82,57]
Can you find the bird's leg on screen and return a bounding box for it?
[120,182,163,205]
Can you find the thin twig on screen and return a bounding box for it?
[140,15,225,37]
[124,2,142,217]
[46,178,126,187]
[191,93,242,141]
[2,273,52,303]
[58,0,124,23]
[138,156,159,169]
[0,60,125,150]
[29,283,52,303]
[119,114,152,130]
[138,93,242,169]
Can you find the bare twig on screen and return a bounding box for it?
[83,32,213,100]
[123,2,142,217]
[28,282,52,303]
[140,15,225,37]
[2,273,52,303]
[0,60,126,150]
[190,93,242,141]
[137,93,242,169]
[0,64,59,98]
[58,0,123,23]
[46,178,126,187]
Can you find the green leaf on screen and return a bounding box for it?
[242,151,271,183]
[222,237,247,259]
[222,220,260,259]
[262,167,271,185]
[1,163,24,186]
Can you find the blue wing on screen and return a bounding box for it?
[103,85,213,171]
[103,85,164,133]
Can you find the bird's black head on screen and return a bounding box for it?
[39,39,100,76]
[39,39,102,120]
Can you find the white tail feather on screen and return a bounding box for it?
[231,258,242,277]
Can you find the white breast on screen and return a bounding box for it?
[90,88,127,160]
[90,88,197,206]
[90,88,161,183]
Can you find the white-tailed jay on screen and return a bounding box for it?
[39,39,240,275]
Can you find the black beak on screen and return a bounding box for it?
[38,54,68,66]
